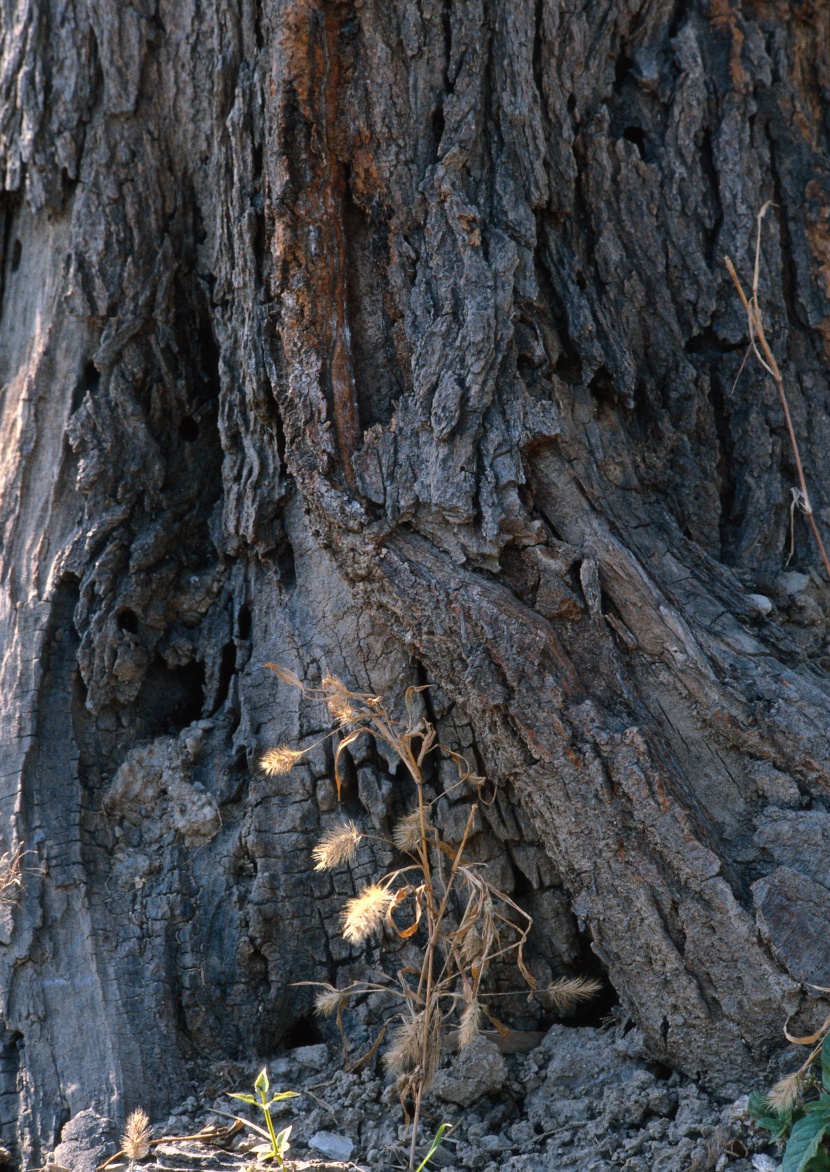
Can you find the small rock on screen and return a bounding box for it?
[271,1042,328,1078]
[53,1109,118,1172]
[748,593,773,615]
[291,1043,329,1071]
[752,1156,777,1172]
[778,571,810,597]
[431,1037,507,1106]
[309,1130,355,1161]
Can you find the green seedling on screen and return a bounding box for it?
[415,1122,454,1172]
[228,1067,298,1167]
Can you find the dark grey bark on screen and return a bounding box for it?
[2,0,830,1163]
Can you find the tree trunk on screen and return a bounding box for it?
[2,0,830,1162]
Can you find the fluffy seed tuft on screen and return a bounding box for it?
[458,997,481,1049]
[260,745,304,776]
[543,976,603,1014]
[312,821,362,871]
[767,1071,803,1115]
[122,1107,152,1161]
[341,884,394,944]
[392,811,423,853]
[314,986,343,1018]
[328,696,357,723]
[384,1014,424,1075]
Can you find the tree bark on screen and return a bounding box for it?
[2,0,830,1163]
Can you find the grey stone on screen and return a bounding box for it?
[309,1130,355,1161]
[748,593,773,615]
[52,1109,118,1172]
[272,1043,329,1078]
[431,1037,507,1106]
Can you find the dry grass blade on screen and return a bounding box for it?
[341,884,394,944]
[122,1108,152,1161]
[312,820,362,870]
[543,976,603,1013]
[264,663,304,690]
[259,745,304,776]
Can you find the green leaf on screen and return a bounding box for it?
[255,1067,270,1095]
[415,1123,454,1172]
[822,1037,830,1093]
[267,1092,300,1105]
[748,1089,794,1137]
[781,1109,830,1172]
[803,1100,830,1115]
[809,1148,830,1172]
[749,1091,774,1119]
[274,1125,292,1156]
[228,1093,258,1105]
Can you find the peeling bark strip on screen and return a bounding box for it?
[2,0,830,1162]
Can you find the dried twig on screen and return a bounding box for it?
[724,203,830,582]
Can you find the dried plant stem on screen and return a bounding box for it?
[724,204,830,583]
[409,804,478,1171]
[271,668,600,1172]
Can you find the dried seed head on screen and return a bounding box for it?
[543,976,603,1014]
[392,811,423,853]
[328,696,357,723]
[321,674,358,723]
[459,925,483,963]
[421,1006,441,1090]
[312,821,362,871]
[122,1107,152,1161]
[767,1071,803,1115]
[314,986,343,1018]
[341,884,394,944]
[384,1015,424,1075]
[458,997,481,1049]
[260,745,304,776]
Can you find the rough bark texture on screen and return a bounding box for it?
[2,0,830,1164]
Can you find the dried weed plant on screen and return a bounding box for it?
[0,845,24,905]
[748,991,830,1159]
[261,664,601,1170]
